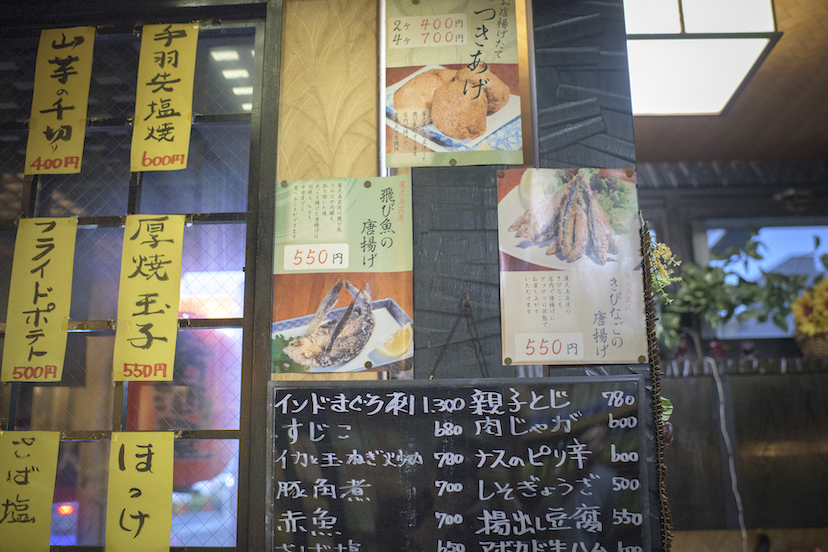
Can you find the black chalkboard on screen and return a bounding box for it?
[267,377,651,552]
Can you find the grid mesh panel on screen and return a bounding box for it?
[171,439,239,547]
[51,440,109,547]
[87,33,140,121]
[70,225,124,321]
[0,35,37,125]
[193,29,256,116]
[21,333,115,432]
[0,130,26,217]
[140,122,250,214]
[126,328,242,431]
[35,127,131,217]
[181,222,246,318]
[0,230,13,322]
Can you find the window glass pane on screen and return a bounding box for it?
[181,223,246,318]
[70,226,124,321]
[23,333,115,432]
[709,225,828,282]
[51,440,109,546]
[0,36,37,125]
[706,223,828,339]
[0,230,13,322]
[171,439,239,547]
[35,127,132,217]
[194,28,256,115]
[87,33,140,120]
[0,130,26,217]
[140,121,250,214]
[126,328,242,431]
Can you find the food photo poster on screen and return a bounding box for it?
[272,176,414,376]
[497,168,648,365]
[384,0,523,167]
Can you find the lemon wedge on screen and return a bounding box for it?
[374,323,413,357]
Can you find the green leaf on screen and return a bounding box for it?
[660,397,673,423]
[736,309,760,322]
[772,311,789,332]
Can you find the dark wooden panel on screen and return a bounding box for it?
[532,0,635,169]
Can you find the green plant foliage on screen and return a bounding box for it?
[657,236,812,350]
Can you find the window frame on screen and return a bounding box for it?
[0,2,282,550]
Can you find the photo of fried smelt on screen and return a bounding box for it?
[509,170,621,265]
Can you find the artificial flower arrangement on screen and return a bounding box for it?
[793,277,828,336]
[792,275,828,356]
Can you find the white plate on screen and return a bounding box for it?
[272,301,413,373]
[498,185,641,271]
[386,65,521,151]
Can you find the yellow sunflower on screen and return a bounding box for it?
[794,279,828,336]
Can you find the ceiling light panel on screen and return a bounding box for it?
[222,69,249,80]
[682,0,776,33]
[623,0,682,34]
[627,37,769,115]
[210,49,240,61]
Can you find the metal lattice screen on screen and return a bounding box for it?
[1,22,257,550]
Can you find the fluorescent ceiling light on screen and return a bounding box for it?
[232,86,253,96]
[241,103,252,111]
[682,0,775,33]
[623,0,681,34]
[627,38,769,115]
[222,69,249,80]
[624,0,778,115]
[210,49,239,61]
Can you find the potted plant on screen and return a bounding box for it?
[650,233,818,358]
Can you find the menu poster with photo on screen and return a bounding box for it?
[384,0,522,167]
[497,168,648,365]
[272,175,413,375]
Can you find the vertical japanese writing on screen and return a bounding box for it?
[362,186,396,268]
[131,23,198,172]
[2,218,77,382]
[0,432,60,550]
[106,433,174,550]
[113,215,184,381]
[25,27,95,174]
[143,25,188,144]
[397,180,407,223]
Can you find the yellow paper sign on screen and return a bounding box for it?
[1,218,77,382]
[105,432,174,552]
[25,27,96,175]
[112,215,184,381]
[0,431,61,552]
[130,23,199,172]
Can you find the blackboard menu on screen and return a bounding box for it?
[268,377,651,552]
